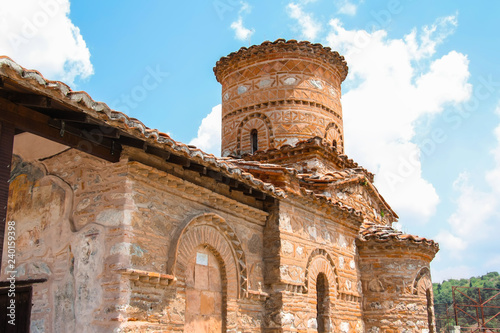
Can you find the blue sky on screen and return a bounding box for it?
[1,0,499,282]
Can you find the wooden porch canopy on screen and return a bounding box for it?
[0,57,278,267]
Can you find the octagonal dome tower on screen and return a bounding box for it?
[214,39,348,158]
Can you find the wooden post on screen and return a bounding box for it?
[0,121,15,268]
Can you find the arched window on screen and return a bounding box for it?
[250,129,258,154]
[316,273,329,333]
[332,140,337,151]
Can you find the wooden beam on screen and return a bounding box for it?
[0,121,14,269]
[0,97,120,162]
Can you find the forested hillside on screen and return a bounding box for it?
[433,271,500,305]
[433,271,500,329]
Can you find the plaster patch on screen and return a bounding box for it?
[279,213,292,232]
[308,225,317,240]
[281,312,294,325]
[96,209,122,226]
[281,240,294,255]
[110,242,131,256]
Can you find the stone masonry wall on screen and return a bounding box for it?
[2,149,132,333]
[115,161,269,332]
[358,242,436,333]
[264,199,363,332]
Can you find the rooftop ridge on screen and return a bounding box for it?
[242,135,375,182]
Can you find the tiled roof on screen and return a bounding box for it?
[214,39,349,83]
[229,159,365,220]
[0,56,284,198]
[359,222,438,250]
[243,136,375,182]
[298,168,363,183]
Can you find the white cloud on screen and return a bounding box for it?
[189,105,221,156]
[239,1,251,14]
[0,0,93,85]
[287,3,322,40]
[325,15,471,225]
[405,14,458,60]
[337,0,358,16]
[447,172,498,239]
[434,102,500,271]
[485,106,500,191]
[434,230,468,257]
[230,17,254,42]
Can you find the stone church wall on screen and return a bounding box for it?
[265,200,364,332]
[358,242,436,333]
[2,149,132,332]
[116,161,269,332]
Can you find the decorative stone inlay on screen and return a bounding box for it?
[259,79,272,88]
[284,77,297,85]
[310,79,323,89]
[339,256,345,269]
[346,279,352,290]
[224,92,230,100]
[238,85,248,94]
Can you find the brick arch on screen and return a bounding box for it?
[324,122,343,151]
[304,248,338,297]
[413,267,432,296]
[236,112,274,155]
[413,267,436,332]
[169,213,248,299]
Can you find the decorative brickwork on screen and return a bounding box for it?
[305,248,338,296]
[215,39,347,157]
[170,213,247,299]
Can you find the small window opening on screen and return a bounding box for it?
[332,140,337,150]
[251,129,258,154]
[316,273,328,333]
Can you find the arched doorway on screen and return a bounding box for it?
[184,246,225,333]
[316,273,329,333]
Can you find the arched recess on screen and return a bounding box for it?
[236,113,274,155]
[324,122,343,152]
[304,248,338,297]
[413,267,435,333]
[168,213,248,299]
[413,267,432,295]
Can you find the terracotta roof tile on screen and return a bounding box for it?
[0,56,285,198]
[359,222,439,250]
